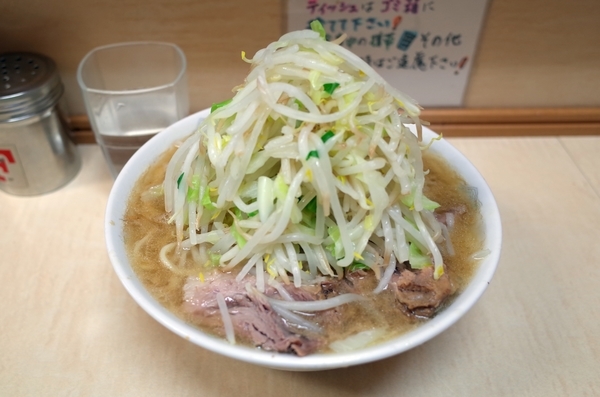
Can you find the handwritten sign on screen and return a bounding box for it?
[287,0,489,106]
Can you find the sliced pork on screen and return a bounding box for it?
[182,264,456,355]
[390,266,455,318]
[183,273,321,356]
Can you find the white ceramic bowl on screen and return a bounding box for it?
[105,108,502,371]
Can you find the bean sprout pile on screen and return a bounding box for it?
[163,24,449,296]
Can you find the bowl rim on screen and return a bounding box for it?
[105,108,502,371]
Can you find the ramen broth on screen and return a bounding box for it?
[123,143,483,352]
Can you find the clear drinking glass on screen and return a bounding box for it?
[77,42,188,177]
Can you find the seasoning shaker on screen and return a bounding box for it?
[0,52,80,196]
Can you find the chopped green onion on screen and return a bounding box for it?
[210,98,232,113]
[201,188,216,210]
[233,207,243,219]
[348,262,371,272]
[177,173,184,189]
[310,20,326,39]
[323,82,340,95]
[321,130,335,143]
[248,210,258,217]
[186,175,201,201]
[300,196,317,226]
[231,225,247,248]
[304,197,317,213]
[306,150,319,160]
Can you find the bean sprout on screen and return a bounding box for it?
[162,24,449,297]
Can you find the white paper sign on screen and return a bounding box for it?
[287,0,489,106]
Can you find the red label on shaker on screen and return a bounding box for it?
[0,145,28,188]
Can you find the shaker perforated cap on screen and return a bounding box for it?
[0,52,64,122]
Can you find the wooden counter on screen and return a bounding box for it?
[1,135,599,396]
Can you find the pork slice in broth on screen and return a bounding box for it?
[390,267,455,318]
[183,273,322,356]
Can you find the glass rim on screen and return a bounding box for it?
[76,41,187,95]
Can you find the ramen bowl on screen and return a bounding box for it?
[105,108,502,371]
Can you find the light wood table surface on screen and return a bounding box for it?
[1,136,599,396]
